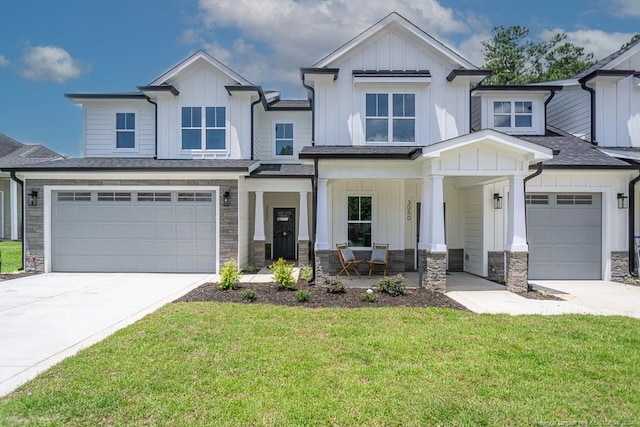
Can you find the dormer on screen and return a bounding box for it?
[472,86,562,136]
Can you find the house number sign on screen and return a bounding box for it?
[406,201,412,221]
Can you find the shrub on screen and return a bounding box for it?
[300,264,313,281]
[242,265,260,274]
[219,259,242,290]
[323,276,346,294]
[241,289,256,301]
[295,290,310,302]
[362,292,377,303]
[374,274,406,297]
[269,258,296,290]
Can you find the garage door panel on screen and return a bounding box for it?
[52,190,216,273]
[527,193,601,280]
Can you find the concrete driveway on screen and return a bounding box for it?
[0,273,212,397]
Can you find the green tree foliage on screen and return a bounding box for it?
[622,34,640,49]
[481,26,596,84]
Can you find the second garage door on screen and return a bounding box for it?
[52,190,216,273]
[526,193,601,280]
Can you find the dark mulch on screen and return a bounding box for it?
[176,280,469,310]
[0,272,36,281]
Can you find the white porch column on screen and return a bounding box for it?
[10,179,18,240]
[315,178,329,250]
[298,191,309,241]
[253,191,265,241]
[418,175,446,252]
[505,175,528,252]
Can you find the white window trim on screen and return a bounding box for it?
[483,95,544,135]
[274,121,295,158]
[180,106,229,153]
[114,110,139,152]
[364,92,417,144]
[344,191,376,249]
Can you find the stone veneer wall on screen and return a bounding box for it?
[418,250,446,292]
[505,251,528,293]
[24,179,238,274]
[610,251,631,282]
[252,240,266,267]
[487,251,505,282]
[297,240,309,266]
[315,249,406,276]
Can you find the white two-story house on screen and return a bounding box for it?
[8,13,638,292]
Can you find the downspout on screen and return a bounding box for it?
[523,162,544,239]
[580,80,597,145]
[9,172,24,271]
[250,97,261,160]
[301,73,315,147]
[145,97,158,159]
[543,88,556,124]
[628,171,640,275]
[301,70,317,283]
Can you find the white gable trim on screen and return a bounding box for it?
[422,129,553,161]
[150,51,252,86]
[600,43,640,71]
[313,12,477,69]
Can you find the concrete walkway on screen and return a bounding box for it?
[0,273,211,397]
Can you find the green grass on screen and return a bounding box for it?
[1,304,639,426]
[0,240,22,273]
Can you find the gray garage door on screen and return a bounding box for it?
[526,193,601,280]
[52,190,216,273]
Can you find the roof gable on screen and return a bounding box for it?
[313,12,477,69]
[150,50,253,86]
[575,37,640,79]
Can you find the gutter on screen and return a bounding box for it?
[579,80,597,145]
[250,97,261,160]
[628,170,640,275]
[301,69,317,283]
[300,71,315,147]
[9,172,24,271]
[145,97,158,159]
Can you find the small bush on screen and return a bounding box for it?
[295,290,310,302]
[362,292,377,303]
[242,265,260,274]
[269,258,296,290]
[219,259,242,290]
[300,264,313,281]
[323,277,346,294]
[374,274,406,297]
[241,289,257,301]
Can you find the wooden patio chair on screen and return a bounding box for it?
[336,243,363,278]
[368,243,389,276]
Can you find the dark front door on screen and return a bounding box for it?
[273,208,296,259]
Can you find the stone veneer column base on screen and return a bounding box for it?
[505,251,528,293]
[610,251,631,282]
[253,240,266,267]
[297,240,309,266]
[418,250,447,293]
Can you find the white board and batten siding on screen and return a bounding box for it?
[463,186,484,276]
[254,110,312,162]
[83,100,155,157]
[314,28,470,146]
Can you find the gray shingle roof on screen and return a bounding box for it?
[4,157,259,171]
[520,134,633,168]
[575,37,640,79]
[0,133,62,169]
[268,100,311,109]
[299,145,422,159]
[249,163,314,178]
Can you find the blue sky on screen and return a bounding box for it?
[1,0,638,157]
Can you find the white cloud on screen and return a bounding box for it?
[611,0,640,17]
[0,54,9,67]
[20,45,87,83]
[455,33,491,68]
[191,0,479,95]
[540,28,636,61]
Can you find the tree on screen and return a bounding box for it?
[622,34,640,49]
[481,26,596,85]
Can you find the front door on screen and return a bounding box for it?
[273,208,296,259]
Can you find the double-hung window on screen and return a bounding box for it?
[366,93,415,142]
[493,101,532,129]
[275,123,293,156]
[116,113,135,149]
[347,195,372,247]
[182,106,226,150]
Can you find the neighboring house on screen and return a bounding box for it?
[0,133,62,240]
[5,13,638,292]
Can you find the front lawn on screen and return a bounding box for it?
[0,240,22,273]
[1,304,638,425]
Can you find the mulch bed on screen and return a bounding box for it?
[176,280,470,310]
[0,272,36,281]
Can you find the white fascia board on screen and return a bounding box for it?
[17,171,248,181]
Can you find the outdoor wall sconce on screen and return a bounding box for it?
[617,193,628,209]
[28,189,38,206]
[493,193,502,210]
[222,187,231,206]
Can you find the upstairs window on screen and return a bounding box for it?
[275,123,293,156]
[182,107,226,150]
[366,93,415,142]
[347,195,372,247]
[493,101,532,128]
[116,113,135,149]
